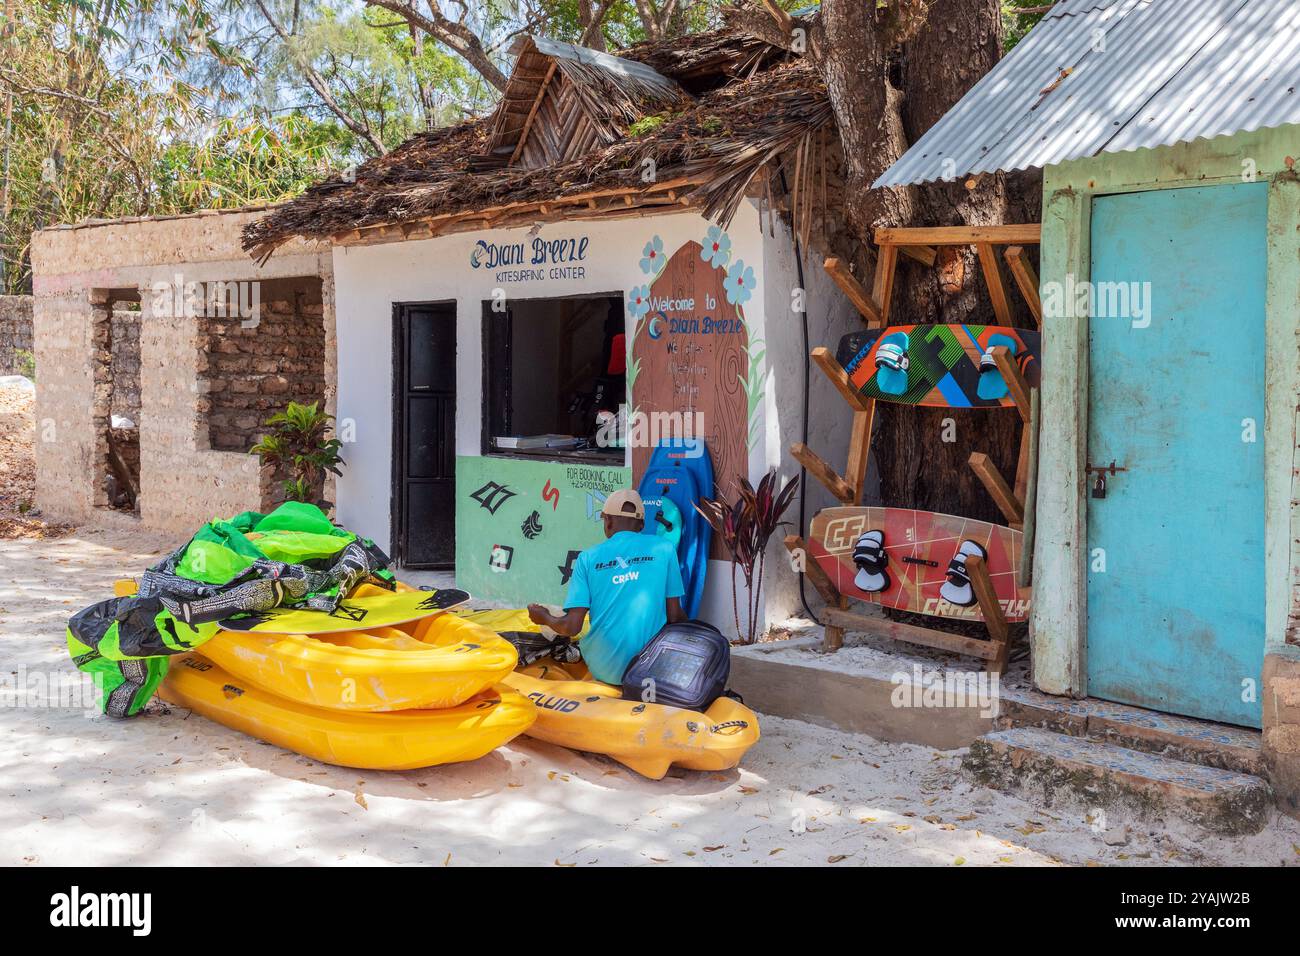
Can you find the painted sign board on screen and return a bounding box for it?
[455,454,632,606]
[629,235,762,559]
[469,233,592,285]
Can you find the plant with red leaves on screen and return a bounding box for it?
[696,469,799,644]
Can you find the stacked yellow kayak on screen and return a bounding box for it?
[113,578,536,771]
[459,609,761,780]
[163,655,532,771]
[197,611,518,712]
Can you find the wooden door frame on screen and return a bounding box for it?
[1034,129,1299,699]
[390,300,457,569]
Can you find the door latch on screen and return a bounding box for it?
[1085,460,1127,499]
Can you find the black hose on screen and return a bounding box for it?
[778,167,821,627]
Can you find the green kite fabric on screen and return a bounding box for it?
[66,502,394,717]
[66,595,216,717]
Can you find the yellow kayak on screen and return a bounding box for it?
[199,612,517,712]
[112,578,467,634]
[114,577,513,711]
[160,652,536,770]
[502,664,760,780]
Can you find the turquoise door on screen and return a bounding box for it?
[1086,183,1266,728]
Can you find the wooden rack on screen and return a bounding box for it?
[786,224,1042,674]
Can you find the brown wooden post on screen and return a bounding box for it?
[790,443,855,503]
[784,534,839,605]
[1004,245,1042,326]
[812,347,872,412]
[844,401,876,504]
[822,257,882,327]
[968,451,1025,526]
[898,245,937,266]
[991,346,1031,423]
[871,244,899,327]
[966,554,1011,675]
[1017,389,1041,589]
[976,242,1014,326]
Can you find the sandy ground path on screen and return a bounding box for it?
[2,527,1298,866]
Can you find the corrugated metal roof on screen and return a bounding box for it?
[531,36,679,90]
[875,0,1300,187]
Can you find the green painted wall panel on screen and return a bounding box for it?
[455,455,631,606]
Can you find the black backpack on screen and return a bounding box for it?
[621,620,731,711]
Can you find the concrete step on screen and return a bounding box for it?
[963,728,1272,835]
[998,689,1263,776]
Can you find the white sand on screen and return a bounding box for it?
[2,527,1298,866]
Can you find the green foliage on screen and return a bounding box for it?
[250,400,345,505]
[153,114,345,209]
[13,349,35,381]
[1002,1,1048,51]
[740,338,769,451]
[533,0,647,48]
[0,0,305,292]
[628,112,669,137]
[268,6,493,153]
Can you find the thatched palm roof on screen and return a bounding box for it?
[243,18,833,260]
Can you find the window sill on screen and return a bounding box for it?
[483,447,626,466]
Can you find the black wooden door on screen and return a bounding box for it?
[394,303,456,568]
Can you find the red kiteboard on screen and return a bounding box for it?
[807,506,1029,623]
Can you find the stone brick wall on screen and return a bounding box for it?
[1263,651,1300,820]
[197,277,326,453]
[109,308,141,423]
[0,294,34,375]
[30,207,333,534]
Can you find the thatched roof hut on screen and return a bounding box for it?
[243,13,841,261]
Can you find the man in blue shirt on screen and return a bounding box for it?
[528,489,685,684]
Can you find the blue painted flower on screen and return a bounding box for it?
[640,235,664,274]
[627,285,651,319]
[724,259,755,306]
[701,225,731,269]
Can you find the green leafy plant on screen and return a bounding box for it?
[14,349,35,380]
[628,113,669,137]
[250,401,344,507]
[696,470,800,644]
[740,336,768,451]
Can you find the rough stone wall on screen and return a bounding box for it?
[109,308,141,423]
[198,281,325,453]
[0,295,34,375]
[88,301,144,510]
[30,208,333,534]
[1263,651,1300,820]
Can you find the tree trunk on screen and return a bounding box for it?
[812,1,914,242]
[815,0,1040,524]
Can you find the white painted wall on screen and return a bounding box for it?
[331,201,853,628]
[759,215,870,623]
